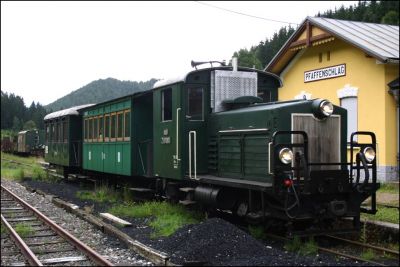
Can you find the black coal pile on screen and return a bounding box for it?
[152,217,366,266]
[156,217,270,265]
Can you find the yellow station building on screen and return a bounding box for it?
[265,17,399,181]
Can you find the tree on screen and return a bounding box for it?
[381,10,399,25]
[12,116,22,131]
[234,48,263,69]
[23,120,37,130]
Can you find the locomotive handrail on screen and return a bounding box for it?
[189,131,198,180]
[175,108,182,165]
[355,152,370,191]
[349,131,378,214]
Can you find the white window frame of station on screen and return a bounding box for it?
[337,84,358,142]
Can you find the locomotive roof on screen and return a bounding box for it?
[44,104,95,121]
[152,66,282,89]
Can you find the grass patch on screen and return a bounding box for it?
[76,186,119,203]
[32,165,48,181]
[1,168,25,181]
[248,225,266,240]
[108,201,204,238]
[284,236,318,256]
[149,212,199,238]
[1,152,49,182]
[285,236,302,252]
[360,249,375,261]
[1,152,40,165]
[379,183,399,194]
[1,223,7,235]
[362,206,399,224]
[14,223,33,237]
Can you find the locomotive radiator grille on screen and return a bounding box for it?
[292,114,341,171]
[211,70,258,112]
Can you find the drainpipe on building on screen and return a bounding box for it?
[388,85,399,180]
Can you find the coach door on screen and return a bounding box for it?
[153,84,184,179]
[184,85,208,179]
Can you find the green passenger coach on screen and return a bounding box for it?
[82,97,132,176]
[44,104,94,174]
[81,91,154,177]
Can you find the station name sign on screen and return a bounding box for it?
[304,64,346,83]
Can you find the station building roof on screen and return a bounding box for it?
[265,16,399,74]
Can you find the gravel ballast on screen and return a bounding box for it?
[18,178,376,266]
[1,179,153,266]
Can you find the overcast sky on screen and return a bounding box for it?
[1,1,357,106]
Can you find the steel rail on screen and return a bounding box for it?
[1,214,43,266]
[1,185,114,266]
[324,234,399,256]
[264,233,386,266]
[1,158,34,167]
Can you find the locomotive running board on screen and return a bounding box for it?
[193,174,272,191]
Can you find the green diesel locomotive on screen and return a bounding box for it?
[44,62,379,233]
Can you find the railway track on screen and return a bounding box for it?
[1,185,113,266]
[264,232,399,266]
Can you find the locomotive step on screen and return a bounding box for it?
[128,187,154,193]
[179,200,197,205]
[179,187,195,192]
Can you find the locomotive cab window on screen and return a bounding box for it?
[187,87,203,120]
[162,88,172,121]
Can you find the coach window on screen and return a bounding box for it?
[54,122,59,142]
[111,113,116,141]
[94,116,99,141]
[89,117,93,142]
[104,114,110,142]
[117,111,124,141]
[187,87,204,120]
[98,115,104,142]
[59,121,63,142]
[63,119,68,143]
[51,123,54,142]
[124,109,130,141]
[162,88,172,121]
[46,124,50,143]
[84,118,88,142]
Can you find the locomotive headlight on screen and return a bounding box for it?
[279,148,293,164]
[363,147,376,162]
[320,100,334,117]
[312,99,334,119]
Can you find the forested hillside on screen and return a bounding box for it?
[233,0,399,69]
[1,91,47,131]
[45,77,157,112]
